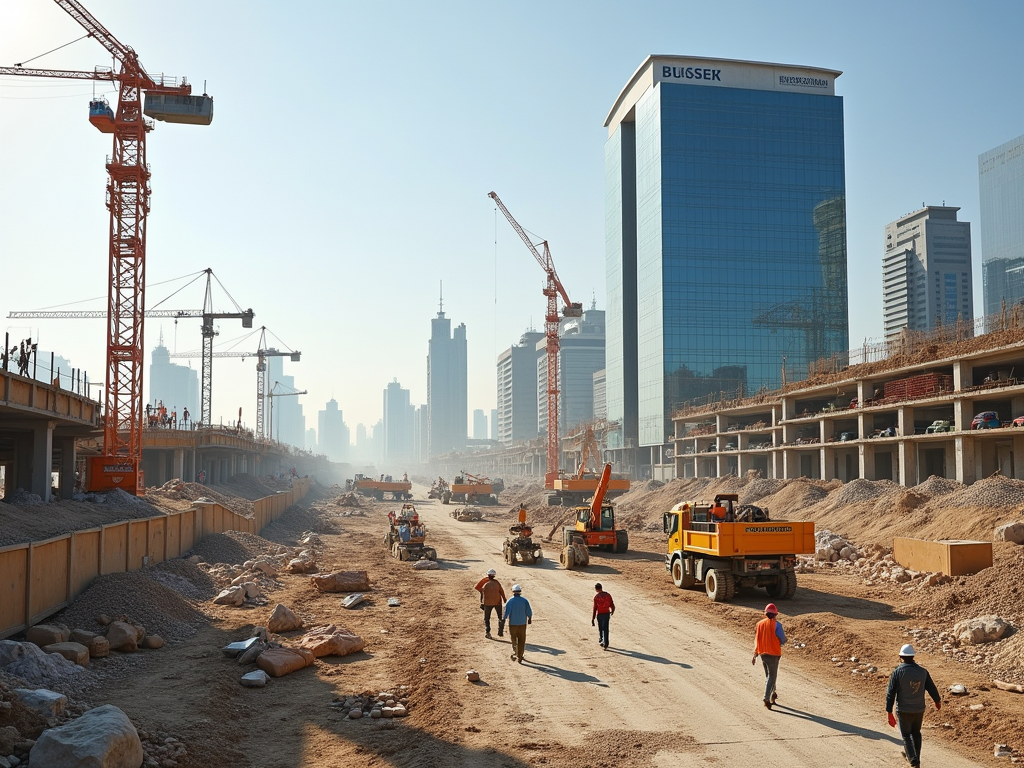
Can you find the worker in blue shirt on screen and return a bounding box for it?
[885,644,941,768]
[504,584,532,664]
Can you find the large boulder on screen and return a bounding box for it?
[256,647,314,678]
[294,625,365,658]
[267,604,302,634]
[42,642,90,666]
[953,615,1011,645]
[105,622,138,652]
[0,640,85,688]
[25,624,70,648]
[213,586,245,606]
[240,670,270,688]
[15,688,68,717]
[310,571,371,593]
[994,521,1024,545]
[29,704,142,768]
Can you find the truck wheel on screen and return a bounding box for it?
[782,570,797,599]
[705,569,735,602]
[671,557,695,589]
[560,546,576,569]
[574,544,590,567]
[425,548,437,561]
[613,530,629,554]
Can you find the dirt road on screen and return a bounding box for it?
[425,500,978,768]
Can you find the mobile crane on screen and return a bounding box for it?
[1,1,213,493]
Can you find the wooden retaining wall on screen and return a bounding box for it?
[0,477,311,640]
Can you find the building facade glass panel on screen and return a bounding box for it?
[979,133,1024,321]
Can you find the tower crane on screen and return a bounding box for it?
[488,192,583,487]
[8,270,252,430]
[1,0,213,494]
[168,326,301,440]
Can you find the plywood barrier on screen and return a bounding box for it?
[0,476,311,639]
[893,537,993,576]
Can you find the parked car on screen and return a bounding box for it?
[723,442,737,451]
[838,431,857,441]
[1013,416,1024,428]
[972,411,1001,429]
[925,420,952,433]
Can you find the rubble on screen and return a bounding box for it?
[953,615,1011,645]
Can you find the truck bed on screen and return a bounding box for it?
[355,481,412,492]
[683,521,815,558]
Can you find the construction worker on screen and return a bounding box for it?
[504,584,532,664]
[885,644,941,768]
[474,569,506,639]
[591,582,615,650]
[751,602,786,709]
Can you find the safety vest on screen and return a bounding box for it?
[755,617,781,656]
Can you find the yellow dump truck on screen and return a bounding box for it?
[663,493,815,602]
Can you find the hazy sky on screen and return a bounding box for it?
[2,0,1023,439]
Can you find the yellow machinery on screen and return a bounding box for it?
[663,494,814,602]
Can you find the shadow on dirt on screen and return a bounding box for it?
[733,586,907,622]
[771,704,905,746]
[524,659,608,686]
[605,647,692,668]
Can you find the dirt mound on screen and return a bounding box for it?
[739,478,787,504]
[915,475,966,498]
[146,481,255,517]
[52,568,209,643]
[213,473,279,500]
[872,487,927,516]
[188,531,280,566]
[938,475,1024,509]
[0,496,166,548]
[753,478,831,516]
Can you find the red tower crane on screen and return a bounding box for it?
[488,191,583,487]
[1,1,213,494]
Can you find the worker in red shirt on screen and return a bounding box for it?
[591,582,615,650]
[474,569,506,639]
[752,602,787,709]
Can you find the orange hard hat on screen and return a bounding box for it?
[765,603,778,615]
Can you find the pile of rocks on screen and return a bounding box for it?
[330,687,410,722]
[814,529,862,564]
[138,728,188,768]
[904,619,1012,667]
[16,618,163,669]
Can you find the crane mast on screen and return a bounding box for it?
[1,0,210,494]
[488,191,583,485]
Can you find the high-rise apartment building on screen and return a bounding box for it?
[496,330,543,445]
[882,206,973,338]
[148,331,199,418]
[537,309,606,437]
[605,56,849,464]
[383,379,414,464]
[979,133,1024,322]
[318,398,350,462]
[490,409,498,441]
[593,369,607,421]
[427,303,467,457]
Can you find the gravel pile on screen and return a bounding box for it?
[0,497,166,548]
[146,558,218,601]
[188,531,279,566]
[2,488,44,505]
[739,478,786,504]
[215,473,282,500]
[915,475,965,498]
[146,482,255,517]
[52,569,209,643]
[824,478,899,508]
[939,475,1024,509]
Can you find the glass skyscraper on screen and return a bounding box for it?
[605,56,849,457]
[979,132,1024,323]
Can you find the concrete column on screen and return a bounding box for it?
[898,440,916,487]
[736,452,748,476]
[173,449,184,481]
[1014,435,1024,479]
[859,442,875,480]
[956,435,976,484]
[953,399,971,433]
[56,436,76,499]
[898,406,914,438]
[31,421,54,501]
[820,419,834,443]
[821,447,835,481]
[953,359,973,391]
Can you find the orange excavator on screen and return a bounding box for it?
[552,463,629,570]
[549,426,630,506]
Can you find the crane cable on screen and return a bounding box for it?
[11,33,91,68]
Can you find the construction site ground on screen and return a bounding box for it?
[2,473,1022,766]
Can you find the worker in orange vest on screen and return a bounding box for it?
[751,602,787,709]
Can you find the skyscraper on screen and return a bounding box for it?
[427,296,467,457]
[496,330,544,446]
[472,409,487,440]
[979,133,1024,322]
[883,206,973,338]
[318,398,350,462]
[268,354,305,448]
[605,56,848,465]
[537,309,605,437]
[148,330,199,417]
[383,379,414,464]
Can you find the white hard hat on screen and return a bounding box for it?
[486,569,496,577]
[512,584,522,593]
[899,644,915,657]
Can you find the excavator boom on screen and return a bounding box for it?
[589,463,612,527]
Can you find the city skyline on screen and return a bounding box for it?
[2,0,1022,434]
